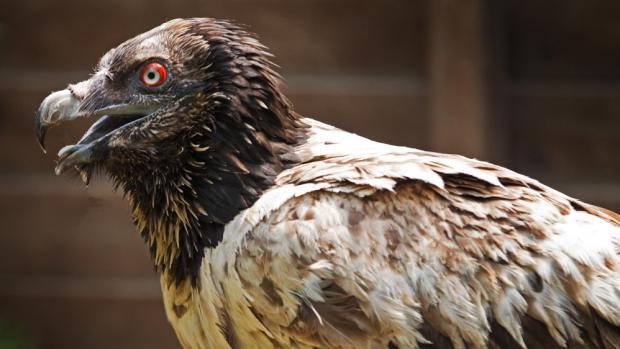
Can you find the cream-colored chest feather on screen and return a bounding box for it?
[161,119,620,349]
[161,182,332,349]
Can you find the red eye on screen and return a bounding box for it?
[139,62,167,87]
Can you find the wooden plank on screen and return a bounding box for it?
[505,0,620,80]
[484,0,511,165]
[0,189,153,276]
[508,93,620,183]
[0,274,160,301]
[0,297,179,349]
[428,0,489,159]
[510,82,620,98]
[291,88,428,150]
[550,182,620,214]
[0,0,427,75]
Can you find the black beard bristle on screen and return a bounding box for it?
[97,19,309,286]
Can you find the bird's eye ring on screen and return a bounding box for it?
[139,62,167,87]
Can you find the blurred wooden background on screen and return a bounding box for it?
[0,0,619,348]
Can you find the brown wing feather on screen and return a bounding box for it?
[420,315,609,349]
[222,120,620,348]
[592,310,620,349]
[235,173,620,348]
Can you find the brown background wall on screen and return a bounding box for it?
[0,0,619,348]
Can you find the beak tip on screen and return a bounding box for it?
[35,109,48,153]
[54,165,63,176]
[36,134,48,154]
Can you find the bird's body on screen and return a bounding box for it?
[35,18,620,349]
[159,118,620,349]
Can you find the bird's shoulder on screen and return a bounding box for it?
[279,118,620,227]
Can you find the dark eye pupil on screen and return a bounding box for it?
[147,72,156,80]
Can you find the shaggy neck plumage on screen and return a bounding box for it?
[114,25,307,285]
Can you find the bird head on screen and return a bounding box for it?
[35,17,300,185]
[35,18,304,283]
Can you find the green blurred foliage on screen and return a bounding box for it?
[0,320,33,349]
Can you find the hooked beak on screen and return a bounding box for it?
[35,87,157,184]
[35,89,82,153]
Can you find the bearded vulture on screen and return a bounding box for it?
[35,18,620,349]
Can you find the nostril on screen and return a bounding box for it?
[67,80,91,100]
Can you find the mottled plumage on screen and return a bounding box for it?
[36,18,620,349]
